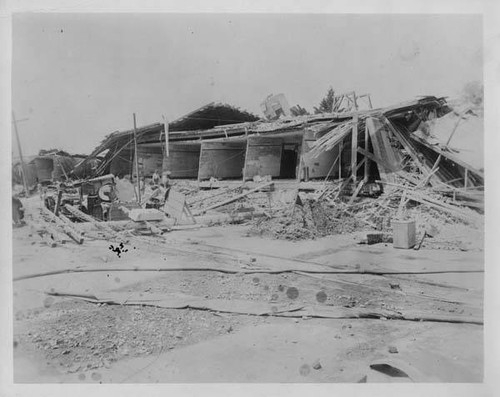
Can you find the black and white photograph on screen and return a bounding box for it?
[2,1,500,394]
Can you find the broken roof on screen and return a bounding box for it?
[85,103,260,158]
[169,102,260,131]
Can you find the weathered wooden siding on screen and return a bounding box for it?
[198,141,246,180]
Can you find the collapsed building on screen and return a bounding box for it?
[26,94,483,247]
[12,150,93,190]
[72,96,483,189]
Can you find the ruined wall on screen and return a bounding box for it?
[301,139,340,179]
[243,137,283,180]
[198,141,246,180]
[109,147,134,178]
[34,157,54,182]
[132,146,163,179]
[163,144,200,178]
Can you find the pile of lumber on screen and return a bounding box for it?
[306,96,483,226]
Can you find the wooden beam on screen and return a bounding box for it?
[133,113,141,204]
[242,137,251,182]
[338,139,343,180]
[163,115,170,157]
[54,188,63,216]
[383,117,433,180]
[364,122,369,182]
[405,191,480,225]
[64,204,121,239]
[409,133,484,180]
[351,118,358,181]
[348,180,365,206]
[12,111,29,195]
[333,158,366,201]
[297,134,306,182]
[41,207,84,244]
[357,148,420,185]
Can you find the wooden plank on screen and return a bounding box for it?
[54,189,63,216]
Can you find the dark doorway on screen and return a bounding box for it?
[280,144,298,178]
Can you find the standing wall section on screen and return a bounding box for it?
[301,130,341,180]
[198,141,246,180]
[34,157,54,182]
[132,146,164,179]
[163,143,201,178]
[243,136,283,180]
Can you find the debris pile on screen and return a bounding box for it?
[13,94,483,251]
[250,199,366,240]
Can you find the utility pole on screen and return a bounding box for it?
[12,111,29,196]
[133,113,141,204]
[162,115,169,158]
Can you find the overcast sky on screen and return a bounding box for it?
[12,13,482,157]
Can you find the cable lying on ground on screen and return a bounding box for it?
[13,266,484,282]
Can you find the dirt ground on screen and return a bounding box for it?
[12,196,484,383]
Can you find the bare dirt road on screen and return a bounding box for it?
[12,204,484,383]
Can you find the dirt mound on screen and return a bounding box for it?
[250,200,366,240]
